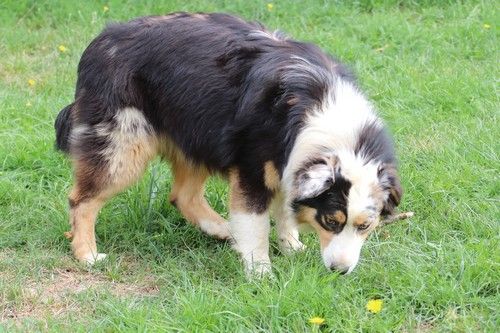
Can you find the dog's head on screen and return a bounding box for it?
[291,152,402,274]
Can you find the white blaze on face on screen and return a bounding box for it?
[320,154,382,274]
[321,224,365,274]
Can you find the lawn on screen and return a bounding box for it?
[0,0,498,331]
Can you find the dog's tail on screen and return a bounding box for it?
[54,103,74,153]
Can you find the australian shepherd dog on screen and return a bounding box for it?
[55,12,402,276]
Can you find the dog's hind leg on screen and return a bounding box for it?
[68,180,107,265]
[169,159,230,240]
[67,107,158,264]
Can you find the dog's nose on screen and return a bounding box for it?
[329,265,349,275]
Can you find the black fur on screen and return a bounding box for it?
[54,103,74,152]
[60,12,354,211]
[355,121,395,164]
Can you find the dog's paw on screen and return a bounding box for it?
[199,220,232,240]
[80,252,107,265]
[279,237,307,255]
[245,261,272,279]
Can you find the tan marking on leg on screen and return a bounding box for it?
[166,141,229,239]
[68,190,105,264]
[263,161,280,192]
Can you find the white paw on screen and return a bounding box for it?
[81,252,107,265]
[279,237,307,255]
[199,220,232,240]
[244,260,272,279]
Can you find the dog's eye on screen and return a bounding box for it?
[323,215,342,227]
[357,223,370,231]
[325,218,339,226]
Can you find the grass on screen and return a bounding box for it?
[0,0,498,331]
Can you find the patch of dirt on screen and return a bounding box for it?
[402,320,436,333]
[1,267,159,323]
[415,322,435,333]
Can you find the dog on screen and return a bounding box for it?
[55,12,402,276]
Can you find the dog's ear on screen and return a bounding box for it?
[293,155,338,201]
[378,163,403,216]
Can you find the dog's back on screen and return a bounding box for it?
[66,13,348,170]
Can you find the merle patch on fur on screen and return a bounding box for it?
[355,121,396,164]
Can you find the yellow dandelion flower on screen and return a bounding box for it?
[28,79,36,87]
[308,316,325,325]
[366,299,383,313]
[103,5,109,13]
[267,3,274,11]
[58,45,68,53]
[483,23,491,29]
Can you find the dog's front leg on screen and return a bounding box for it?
[230,211,271,277]
[272,195,306,254]
[229,168,271,277]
